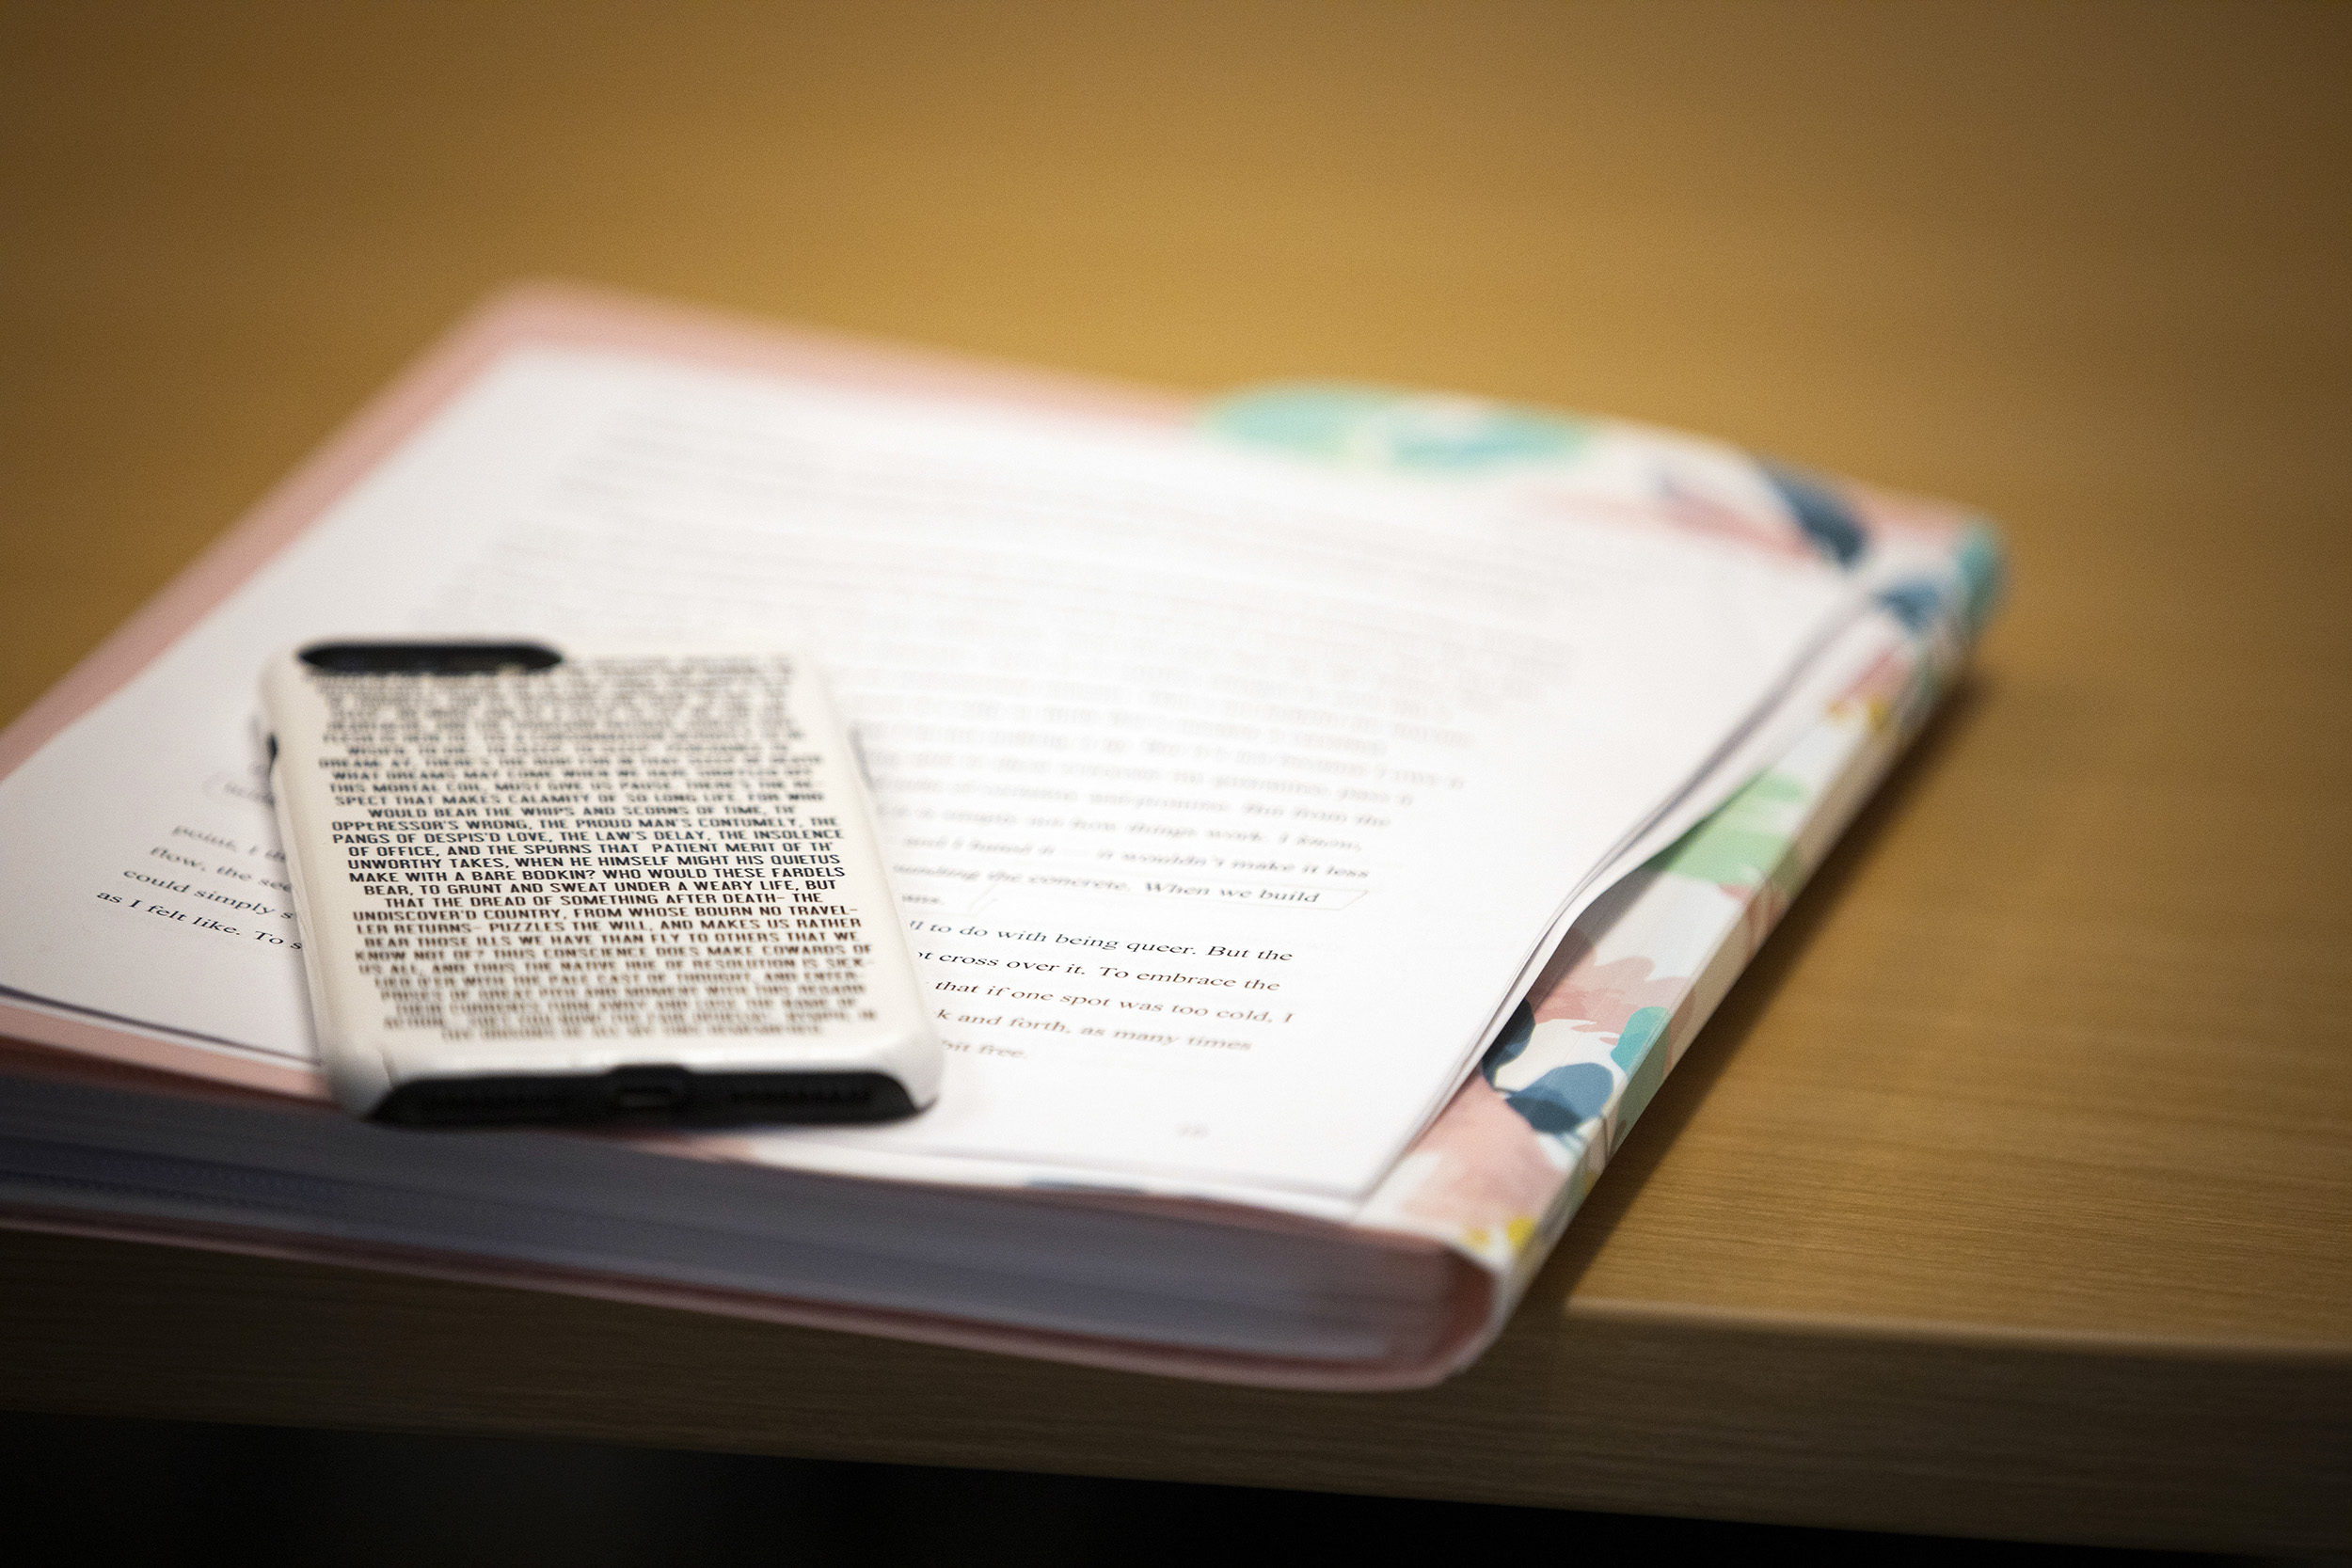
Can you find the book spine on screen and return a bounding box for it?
[1350,502,2001,1361]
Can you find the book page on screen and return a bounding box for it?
[0,348,1851,1203]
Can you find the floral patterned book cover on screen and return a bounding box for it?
[1200,385,2003,1362]
[0,291,2001,1389]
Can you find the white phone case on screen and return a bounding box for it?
[262,641,941,1125]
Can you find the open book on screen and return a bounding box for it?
[0,286,2000,1387]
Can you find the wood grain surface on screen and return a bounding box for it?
[3,2,2346,1550]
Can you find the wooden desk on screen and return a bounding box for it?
[3,4,2345,1552]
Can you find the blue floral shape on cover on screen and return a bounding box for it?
[1760,460,1867,567]
[1504,1063,1616,1133]
[1482,1000,1536,1082]
[1875,579,1947,633]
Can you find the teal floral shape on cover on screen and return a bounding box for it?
[1608,1006,1672,1151]
[1204,384,1592,471]
[1206,384,1902,573]
[1953,521,2007,635]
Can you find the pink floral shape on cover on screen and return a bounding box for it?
[1528,935,1692,1038]
[1397,1073,1565,1232]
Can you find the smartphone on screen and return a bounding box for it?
[262,641,941,1127]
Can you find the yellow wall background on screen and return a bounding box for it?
[3,2,2345,721]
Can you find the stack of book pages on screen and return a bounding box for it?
[0,286,2000,1388]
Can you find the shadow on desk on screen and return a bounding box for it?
[0,1409,2222,1567]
